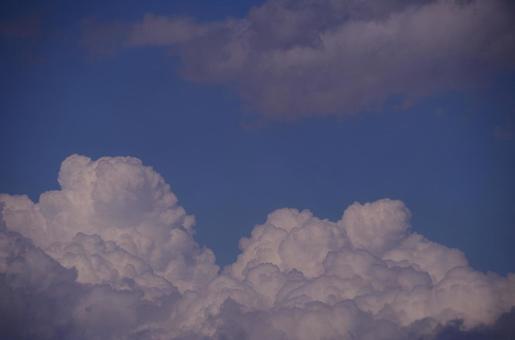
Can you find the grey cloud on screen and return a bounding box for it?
[83,0,515,120]
[0,227,79,339]
[129,15,218,47]
[0,226,167,340]
[1,154,515,339]
[434,308,515,339]
[0,14,41,39]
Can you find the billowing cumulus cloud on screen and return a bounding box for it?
[83,0,515,120]
[1,154,515,339]
[1,155,218,295]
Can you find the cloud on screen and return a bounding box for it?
[0,14,41,40]
[0,154,218,295]
[82,0,515,120]
[129,14,218,47]
[434,308,515,339]
[1,154,515,339]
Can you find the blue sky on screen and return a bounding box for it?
[1,0,514,276]
[2,1,515,339]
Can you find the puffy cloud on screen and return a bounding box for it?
[83,0,515,120]
[0,224,162,340]
[0,226,79,339]
[1,154,515,339]
[340,199,410,255]
[0,154,218,294]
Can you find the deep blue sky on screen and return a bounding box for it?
[1,0,514,274]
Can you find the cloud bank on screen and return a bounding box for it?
[83,0,515,120]
[1,154,514,339]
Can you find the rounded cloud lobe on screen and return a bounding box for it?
[1,154,515,339]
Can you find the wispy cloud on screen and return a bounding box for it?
[82,0,515,121]
[0,14,41,39]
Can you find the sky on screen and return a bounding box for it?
[1,1,515,339]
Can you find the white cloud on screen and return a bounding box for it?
[1,154,514,339]
[1,154,218,294]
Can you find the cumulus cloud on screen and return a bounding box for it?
[83,0,515,120]
[1,154,218,295]
[1,154,515,339]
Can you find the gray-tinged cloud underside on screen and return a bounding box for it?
[1,154,514,339]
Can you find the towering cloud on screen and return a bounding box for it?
[1,155,218,296]
[1,154,514,339]
[84,0,515,120]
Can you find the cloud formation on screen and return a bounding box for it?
[1,154,515,339]
[83,0,515,120]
